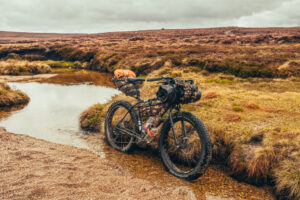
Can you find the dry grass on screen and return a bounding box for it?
[0,81,29,107]
[225,113,241,122]
[275,159,300,200]
[80,104,105,132]
[153,66,300,199]
[80,65,300,199]
[0,60,51,75]
[203,91,219,99]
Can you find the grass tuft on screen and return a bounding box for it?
[80,104,105,132]
[0,60,51,75]
[0,82,30,107]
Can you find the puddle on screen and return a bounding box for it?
[0,82,275,200]
[0,82,119,153]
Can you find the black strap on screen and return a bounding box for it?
[125,91,138,97]
[119,81,135,89]
[149,99,153,115]
[123,85,136,93]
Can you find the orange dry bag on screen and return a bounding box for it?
[114,69,136,78]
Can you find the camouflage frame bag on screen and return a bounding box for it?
[138,99,168,118]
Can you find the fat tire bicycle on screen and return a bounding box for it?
[105,76,212,180]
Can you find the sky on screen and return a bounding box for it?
[0,0,299,33]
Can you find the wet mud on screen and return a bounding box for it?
[83,133,275,200]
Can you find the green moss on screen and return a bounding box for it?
[232,105,244,112]
[46,60,75,68]
[206,78,235,85]
[80,104,105,132]
[0,89,8,95]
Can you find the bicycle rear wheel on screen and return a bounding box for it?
[159,111,212,180]
[105,100,138,153]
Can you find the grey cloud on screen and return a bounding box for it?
[0,0,299,33]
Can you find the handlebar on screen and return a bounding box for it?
[147,77,164,82]
[147,77,194,84]
[127,77,145,83]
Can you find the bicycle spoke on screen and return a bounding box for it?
[108,104,134,150]
[166,118,202,173]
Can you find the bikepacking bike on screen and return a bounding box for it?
[105,69,212,180]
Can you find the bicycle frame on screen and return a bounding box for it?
[113,98,188,146]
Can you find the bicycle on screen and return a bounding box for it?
[105,75,212,180]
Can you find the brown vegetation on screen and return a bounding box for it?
[1,27,300,78]
[0,81,29,107]
[0,60,51,75]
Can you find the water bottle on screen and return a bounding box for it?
[143,117,158,143]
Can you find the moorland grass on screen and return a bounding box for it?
[80,66,300,199]
[0,60,51,75]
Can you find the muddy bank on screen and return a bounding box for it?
[0,128,189,200]
[40,70,114,87]
[0,74,57,83]
[83,133,275,200]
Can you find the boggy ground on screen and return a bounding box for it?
[0,127,190,200]
[0,27,300,79]
[81,66,300,199]
[1,27,300,199]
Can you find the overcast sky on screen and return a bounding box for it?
[0,0,299,33]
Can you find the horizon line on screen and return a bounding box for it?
[1,26,300,35]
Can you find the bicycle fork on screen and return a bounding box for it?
[168,107,188,148]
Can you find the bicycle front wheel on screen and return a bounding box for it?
[105,100,138,153]
[159,111,212,180]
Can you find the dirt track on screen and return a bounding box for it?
[0,127,191,200]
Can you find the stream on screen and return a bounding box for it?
[0,82,275,200]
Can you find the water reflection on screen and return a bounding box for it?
[0,82,119,151]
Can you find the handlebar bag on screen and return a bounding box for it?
[176,80,202,104]
[113,69,139,98]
